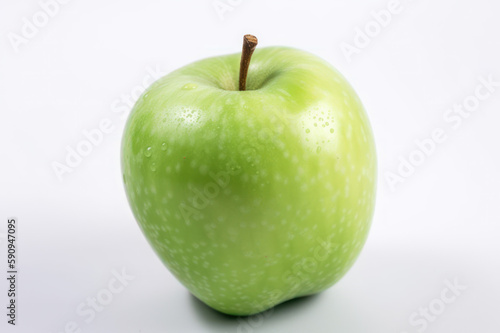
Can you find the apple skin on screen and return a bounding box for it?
[121,46,376,316]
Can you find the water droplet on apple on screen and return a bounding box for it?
[313,123,317,127]
[305,128,310,134]
[316,146,322,153]
[161,143,167,151]
[176,106,201,125]
[144,147,152,157]
[151,163,157,171]
[182,83,198,90]
[330,128,335,134]
[227,162,241,174]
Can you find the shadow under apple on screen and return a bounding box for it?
[189,292,321,332]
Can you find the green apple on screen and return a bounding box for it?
[121,35,376,316]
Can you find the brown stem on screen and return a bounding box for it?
[239,34,258,91]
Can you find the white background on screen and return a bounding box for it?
[1,0,500,332]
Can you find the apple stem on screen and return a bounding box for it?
[239,34,258,91]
